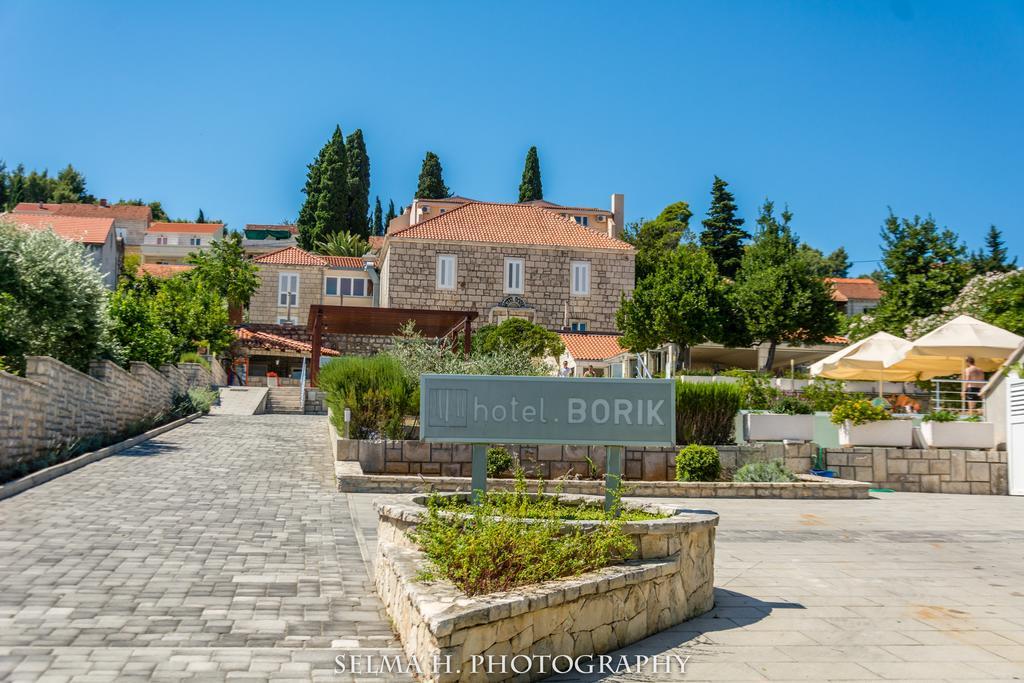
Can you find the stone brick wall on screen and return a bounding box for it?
[356,440,813,481]
[0,355,213,470]
[382,241,635,332]
[827,447,1008,495]
[249,262,323,325]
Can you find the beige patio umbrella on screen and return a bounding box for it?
[809,331,926,396]
[883,315,1023,379]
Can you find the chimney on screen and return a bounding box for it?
[99,198,108,207]
[610,193,624,239]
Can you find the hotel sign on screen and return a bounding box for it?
[420,375,675,446]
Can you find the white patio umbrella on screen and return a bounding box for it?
[809,331,930,397]
[883,315,1023,379]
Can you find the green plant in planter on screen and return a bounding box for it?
[675,444,721,482]
[922,410,958,422]
[830,399,891,426]
[801,378,854,412]
[486,447,516,477]
[962,414,982,422]
[737,374,781,410]
[734,459,797,482]
[676,381,742,444]
[771,395,813,415]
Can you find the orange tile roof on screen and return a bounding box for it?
[825,335,850,344]
[4,212,113,245]
[13,201,151,221]
[148,222,225,234]
[321,256,366,269]
[138,263,194,278]
[234,327,340,356]
[520,199,611,214]
[368,236,384,251]
[559,333,627,360]
[244,223,299,235]
[826,277,882,303]
[390,202,632,251]
[252,246,327,266]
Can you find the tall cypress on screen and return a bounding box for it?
[196,209,207,223]
[372,196,384,236]
[385,199,397,230]
[344,129,371,238]
[312,128,349,244]
[699,176,749,279]
[297,128,333,249]
[415,151,450,199]
[518,146,543,202]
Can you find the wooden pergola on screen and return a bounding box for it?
[306,305,479,385]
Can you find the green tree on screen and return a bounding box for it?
[518,146,543,202]
[107,273,176,367]
[344,129,371,238]
[623,201,692,282]
[905,270,1024,339]
[474,318,565,358]
[371,196,384,236]
[0,161,7,211]
[196,209,207,223]
[185,231,259,310]
[6,164,26,208]
[51,164,88,203]
[616,244,730,362]
[415,151,451,199]
[385,199,397,228]
[699,176,748,279]
[971,225,1015,274]
[24,169,52,203]
[0,221,111,373]
[315,231,370,257]
[313,128,349,242]
[730,200,840,371]
[825,246,851,278]
[152,276,233,357]
[297,126,347,250]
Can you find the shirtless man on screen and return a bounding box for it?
[962,356,985,414]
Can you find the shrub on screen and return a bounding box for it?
[178,352,211,370]
[734,459,797,482]
[675,444,721,482]
[922,410,958,423]
[474,318,566,358]
[830,399,891,426]
[173,386,218,415]
[737,374,781,410]
[771,395,814,415]
[676,380,742,444]
[801,378,853,412]
[389,322,550,379]
[318,355,416,439]
[486,447,516,477]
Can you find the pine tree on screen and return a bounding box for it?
[344,129,371,238]
[971,226,1015,273]
[372,196,384,236]
[6,164,26,208]
[699,176,749,279]
[24,170,52,203]
[825,247,852,278]
[518,146,543,202]
[50,164,88,203]
[312,130,349,245]
[623,201,692,282]
[415,151,450,199]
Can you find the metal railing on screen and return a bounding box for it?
[298,357,307,413]
[931,378,985,416]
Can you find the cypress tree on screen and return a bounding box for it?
[297,126,346,250]
[415,151,450,199]
[196,209,207,223]
[699,176,749,279]
[344,129,371,238]
[518,146,543,202]
[385,199,397,229]
[312,129,349,243]
[372,196,384,236]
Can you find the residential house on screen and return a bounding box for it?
[378,200,635,331]
[12,200,151,259]
[557,333,630,377]
[142,222,226,264]
[248,246,375,325]
[3,212,121,289]
[827,277,882,316]
[242,224,298,258]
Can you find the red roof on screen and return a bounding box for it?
[826,277,882,303]
[148,222,225,234]
[252,246,327,266]
[321,256,366,269]
[4,212,113,245]
[390,202,632,251]
[139,263,194,279]
[234,327,340,356]
[559,333,627,360]
[13,201,151,221]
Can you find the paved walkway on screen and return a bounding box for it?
[0,415,409,682]
[209,387,268,416]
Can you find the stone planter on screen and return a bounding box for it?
[838,419,914,447]
[743,413,814,442]
[373,493,718,683]
[921,421,995,449]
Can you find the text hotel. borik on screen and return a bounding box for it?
[472,397,666,426]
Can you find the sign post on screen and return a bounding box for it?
[419,375,675,510]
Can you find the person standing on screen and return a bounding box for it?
[558,360,572,378]
[962,356,985,414]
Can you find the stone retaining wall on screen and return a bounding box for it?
[826,447,1008,495]
[0,355,214,469]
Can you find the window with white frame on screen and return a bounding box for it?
[571,261,591,295]
[278,272,298,307]
[504,257,524,294]
[189,236,202,246]
[436,254,456,290]
[573,215,589,227]
[325,276,369,297]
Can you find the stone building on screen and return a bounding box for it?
[378,201,635,332]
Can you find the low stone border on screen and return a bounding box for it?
[336,461,870,499]
[0,412,203,501]
[374,494,717,683]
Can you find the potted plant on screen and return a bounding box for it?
[743,395,816,442]
[266,370,279,388]
[921,411,995,449]
[832,399,913,447]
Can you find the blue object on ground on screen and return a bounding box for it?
[810,469,837,478]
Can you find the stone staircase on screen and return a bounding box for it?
[264,386,327,415]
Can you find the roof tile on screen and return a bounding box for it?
[252,246,327,266]
[148,222,225,234]
[826,277,882,303]
[3,212,113,245]
[13,201,151,221]
[560,333,627,360]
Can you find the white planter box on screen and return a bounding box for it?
[266,376,279,388]
[921,421,995,449]
[744,413,815,442]
[773,378,810,392]
[839,419,914,447]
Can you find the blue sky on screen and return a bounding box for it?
[3,0,1022,272]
